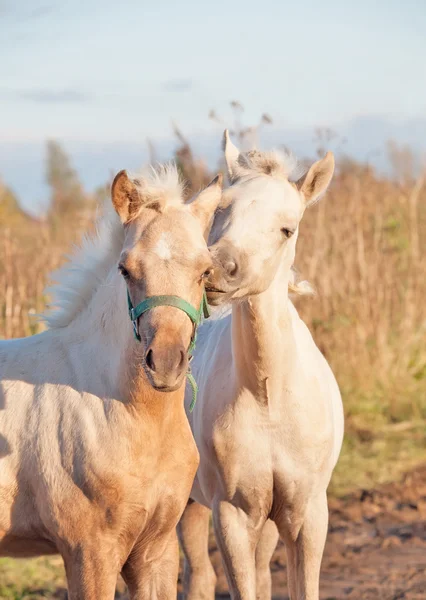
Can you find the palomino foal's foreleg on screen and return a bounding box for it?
[213,499,265,600]
[177,500,217,600]
[255,519,279,600]
[121,531,179,600]
[63,546,118,600]
[279,492,328,600]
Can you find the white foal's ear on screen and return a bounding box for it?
[111,170,144,223]
[296,152,335,207]
[223,129,247,183]
[189,173,223,237]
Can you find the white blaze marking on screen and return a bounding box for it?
[154,233,172,261]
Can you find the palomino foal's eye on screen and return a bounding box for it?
[118,265,130,280]
[281,227,295,239]
[201,267,213,281]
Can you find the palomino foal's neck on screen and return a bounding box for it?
[65,271,187,416]
[231,260,296,405]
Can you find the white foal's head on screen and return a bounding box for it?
[206,131,334,305]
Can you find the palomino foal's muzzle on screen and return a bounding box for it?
[126,290,210,411]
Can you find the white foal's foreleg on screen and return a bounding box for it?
[255,519,279,600]
[213,499,265,600]
[280,492,328,600]
[177,500,216,600]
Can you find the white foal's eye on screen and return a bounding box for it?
[281,227,295,239]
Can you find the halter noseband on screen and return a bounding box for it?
[127,289,210,411]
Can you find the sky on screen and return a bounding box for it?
[1,0,426,211]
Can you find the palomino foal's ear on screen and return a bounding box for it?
[111,170,143,224]
[222,129,247,183]
[189,173,223,237]
[296,152,335,207]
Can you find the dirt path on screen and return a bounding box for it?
[185,467,426,600]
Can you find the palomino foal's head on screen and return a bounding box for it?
[112,167,222,391]
[205,131,334,305]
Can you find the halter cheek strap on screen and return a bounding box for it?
[127,289,210,411]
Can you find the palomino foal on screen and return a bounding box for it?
[0,166,222,599]
[178,133,344,600]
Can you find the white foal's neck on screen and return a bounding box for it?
[231,240,297,405]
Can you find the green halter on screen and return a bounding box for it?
[127,289,210,411]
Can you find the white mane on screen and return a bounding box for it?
[131,163,185,209]
[288,267,315,297]
[238,148,305,181]
[43,163,183,329]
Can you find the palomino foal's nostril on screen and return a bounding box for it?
[145,348,156,372]
[225,260,238,278]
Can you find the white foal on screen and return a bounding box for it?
[178,132,344,600]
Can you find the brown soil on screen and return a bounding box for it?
[179,467,426,600]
